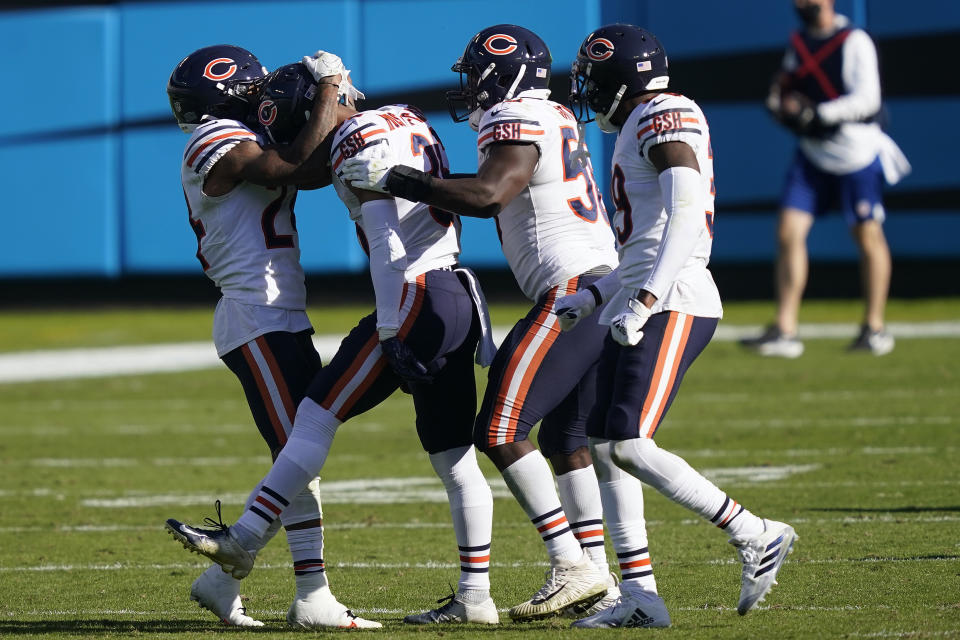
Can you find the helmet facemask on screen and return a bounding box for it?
[447,59,494,129]
[569,60,626,133]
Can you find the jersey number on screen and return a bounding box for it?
[610,164,633,244]
[411,133,454,227]
[184,189,210,271]
[262,186,297,249]
[560,126,600,222]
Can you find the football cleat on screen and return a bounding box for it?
[739,326,804,358]
[570,590,671,628]
[565,571,620,618]
[508,551,608,622]
[190,566,264,627]
[848,325,895,356]
[404,589,499,624]
[165,502,254,579]
[287,587,382,629]
[732,519,797,615]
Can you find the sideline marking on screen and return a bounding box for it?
[2,322,959,383]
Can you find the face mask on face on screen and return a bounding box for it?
[795,3,822,27]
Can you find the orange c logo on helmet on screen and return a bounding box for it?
[483,34,518,55]
[258,100,277,126]
[586,38,615,61]
[203,57,238,81]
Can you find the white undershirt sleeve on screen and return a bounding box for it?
[816,30,882,125]
[359,198,407,337]
[642,166,704,299]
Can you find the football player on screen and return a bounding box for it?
[559,24,798,627]
[339,24,630,622]
[167,64,500,625]
[166,45,378,629]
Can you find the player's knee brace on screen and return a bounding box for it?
[281,399,341,475]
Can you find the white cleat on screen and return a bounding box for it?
[287,587,382,629]
[570,590,671,628]
[165,512,254,579]
[732,519,798,615]
[740,326,804,358]
[508,551,608,622]
[566,572,620,618]
[404,591,499,624]
[190,566,264,627]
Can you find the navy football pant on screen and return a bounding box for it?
[588,311,718,441]
[474,272,608,457]
[305,269,479,454]
[222,329,323,458]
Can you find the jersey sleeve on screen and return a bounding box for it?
[635,95,707,159]
[330,112,393,173]
[476,101,547,153]
[182,119,258,179]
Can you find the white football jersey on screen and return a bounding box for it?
[181,118,307,310]
[476,96,618,301]
[330,105,461,278]
[180,117,311,356]
[609,94,723,318]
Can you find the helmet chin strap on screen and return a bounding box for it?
[596,83,627,133]
[504,64,527,100]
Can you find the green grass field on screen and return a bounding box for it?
[1,299,958,639]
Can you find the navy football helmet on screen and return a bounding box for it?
[570,24,669,132]
[446,24,552,128]
[256,63,318,144]
[167,45,268,133]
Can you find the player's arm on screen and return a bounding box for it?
[203,82,342,195]
[340,142,538,218]
[349,185,433,382]
[815,30,882,126]
[637,140,704,308]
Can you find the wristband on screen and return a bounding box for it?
[386,165,434,202]
[587,284,603,307]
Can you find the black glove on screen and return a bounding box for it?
[380,336,434,384]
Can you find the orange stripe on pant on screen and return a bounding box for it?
[241,343,287,446]
[487,279,575,448]
[637,312,693,439]
[254,335,297,436]
[324,274,427,419]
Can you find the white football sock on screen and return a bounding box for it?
[501,450,583,564]
[233,399,340,548]
[612,438,764,540]
[429,445,493,593]
[556,465,609,574]
[282,478,329,596]
[590,438,657,594]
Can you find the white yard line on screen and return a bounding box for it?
[1,321,958,384]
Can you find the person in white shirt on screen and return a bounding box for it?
[741,0,910,357]
[560,23,798,628]
[167,46,379,629]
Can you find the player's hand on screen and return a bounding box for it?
[301,50,345,83]
[339,147,394,193]
[380,336,434,385]
[610,297,653,346]
[554,289,597,332]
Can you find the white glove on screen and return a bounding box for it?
[339,146,395,193]
[610,297,653,346]
[301,50,345,82]
[553,289,597,332]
